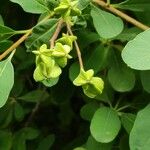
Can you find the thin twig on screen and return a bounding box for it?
[0,14,54,61]
[93,0,149,30]
[50,19,64,49]
[25,102,40,127]
[66,23,84,69]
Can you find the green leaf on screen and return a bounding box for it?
[0,40,13,53]
[0,25,15,41]
[0,131,12,150]
[69,62,80,82]
[10,0,49,14]
[91,5,124,39]
[121,113,136,134]
[26,19,58,51]
[80,102,99,121]
[12,127,39,150]
[90,107,121,143]
[18,90,49,103]
[86,136,112,150]
[108,65,135,92]
[78,0,91,10]
[14,102,25,121]
[85,45,111,74]
[140,70,150,93]
[122,29,150,70]
[22,127,39,140]
[74,148,86,150]
[108,51,135,92]
[130,104,150,150]
[36,134,55,150]
[0,51,14,107]
[114,27,142,42]
[0,15,4,25]
[115,0,150,12]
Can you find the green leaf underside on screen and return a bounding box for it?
[122,29,150,70]
[0,52,14,107]
[10,0,48,14]
[91,5,124,39]
[130,104,150,150]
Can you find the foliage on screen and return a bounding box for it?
[0,0,150,149]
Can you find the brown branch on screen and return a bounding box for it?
[66,23,84,69]
[93,0,149,31]
[50,19,64,49]
[0,14,54,61]
[0,29,32,61]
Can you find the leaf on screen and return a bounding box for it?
[0,40,13,53]
[25,19,58,51]
[22,127,39,140]
[18,90,49,103]
[0,51,15,107]
[36,134,55,150]
[80,102,99,121]
[78,0,91,10]
[130,104,150,150]
[114,27,142,42]
[140,70,150,93]
[12,127,39,150]
[0,131,12,150]
[74,148,86,150]
[108,51,135,92]
[85,45,111,74]
[76,30,100,49]
[14,102,25,121]
[10,0,48,14]
[0,25,15,41]
[108,64,135,92]
[121,113,136,134]
[90,107,121,143]
[115,0,150,12]
[122,29,150,70]
[0,15,4,25]
[69,62,80,82]
[91,5,124,39]
[86,136,112,150]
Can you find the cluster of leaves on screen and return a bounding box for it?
[0,0,150,150]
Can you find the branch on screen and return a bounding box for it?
[66,23,84,69]
[50,19,64,49]
[0,29,32,61]
[0,14,54,61]
[93,0,149,31]
[25,102,40,127]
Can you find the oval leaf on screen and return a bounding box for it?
[90,107,121,143]
[0,52,14,107]
[130,104,150,150]
[10,0,48,14]
[122,29,150,70]
[91,5,124,39]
